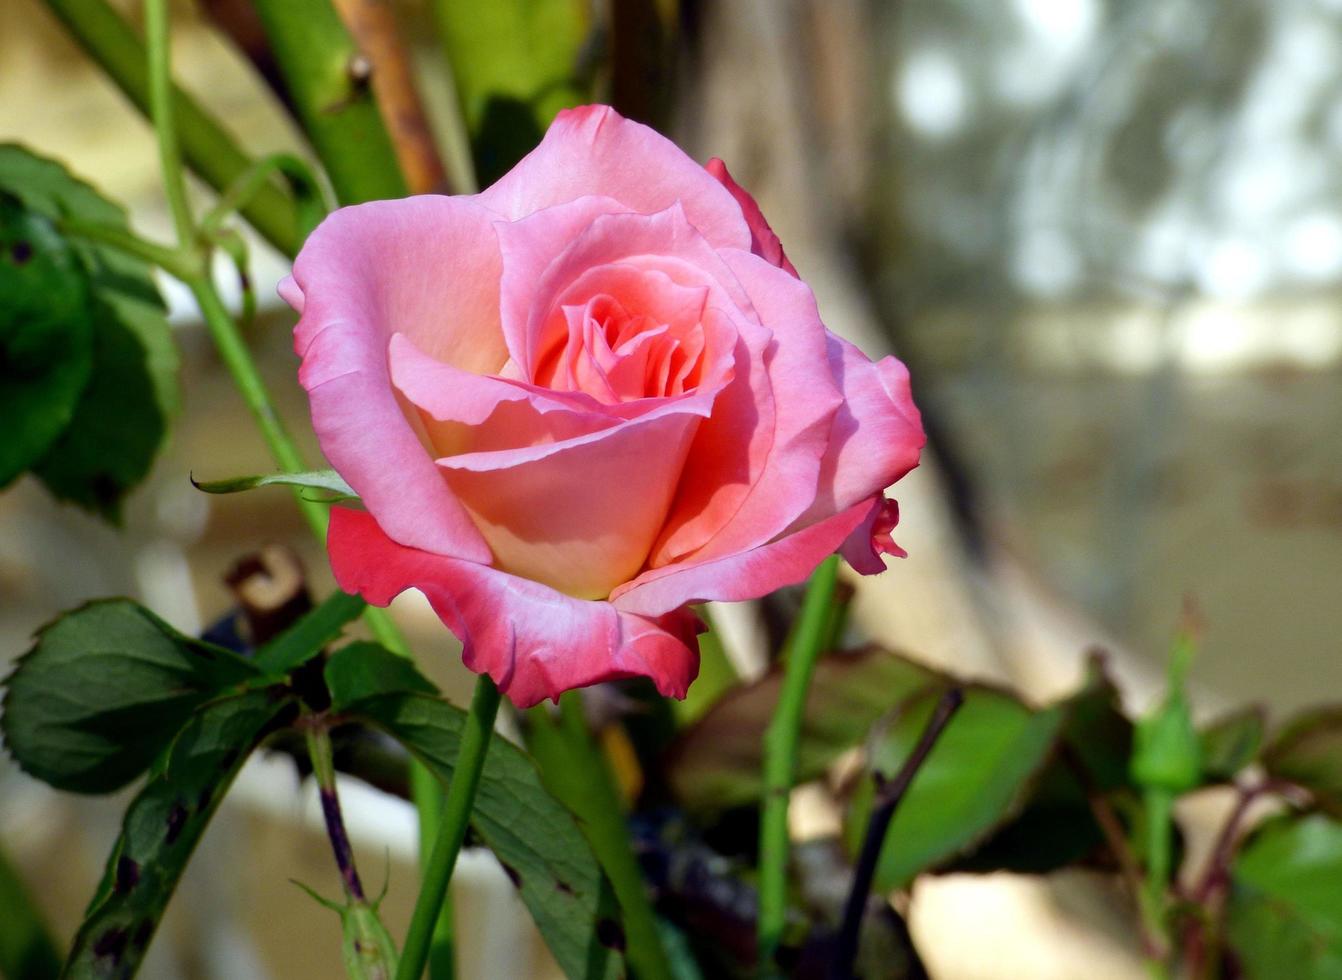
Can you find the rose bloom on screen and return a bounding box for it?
[282,106,924,707]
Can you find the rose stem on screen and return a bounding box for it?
[522,693,677,980]
[397,675,502,980]
[38,0,302,256]
[141,2,455,971]
[304,721,368,903]
[830,688,964,980]
[756,554,841,969]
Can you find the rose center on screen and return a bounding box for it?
[532,290,708,404]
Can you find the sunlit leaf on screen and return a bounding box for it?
[847,688,1064,891]
[1227,813,1342,979]
[435,2,593,185]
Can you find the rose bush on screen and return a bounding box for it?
[282,105,924,707]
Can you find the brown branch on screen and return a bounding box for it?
[330,0,449,194]
[830,688,964,980]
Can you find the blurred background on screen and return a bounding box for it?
[1,0,1338,976]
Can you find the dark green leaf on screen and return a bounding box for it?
[1201,705,1266,783]
[324,642,437,711]
[665,647,936,811]
[1263,707,1342,813]
[191,469,357,501]
[1,601,258,793]
[435,4,593,185]
[847,688,1065,891]
[63,689,293,979]
[347,692,623,980]
[251,590,366,677]
[0,198,94,487]
[0,144,177,520]
[0,840,61,980]
[1227,814,1342,979]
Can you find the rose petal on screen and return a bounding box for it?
[328,507,701,707]
[795,334,925,524]
[437,404,704,599]
[838,496,907,576]
[612,499,871,617]
[705,158,799,277]
[480,105,751,251]
[288,198,512,561]
[649,248,842,567]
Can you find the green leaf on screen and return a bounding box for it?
[0,197,94,487]
[251,590,366,677]
[847,688,1065,891]
[666,647,936,811]
[0,144,177,520]
[63,689,293,979]
[951,656,1134,874]
[1,600,258,793]
[1227,814,1342,979]
[191,469,358,502]
[346,692,624,980]
[1200,705,1266,783]
[324,642,437,710]
[1263,706,1342,813]
[0,840,61,980]
[435,3,593,185]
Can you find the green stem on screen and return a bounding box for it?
[56,219,201,281]
[38,0,303,256]
[145,0,192,245]
[525,694,676,980]
[250,0,408,205]
[757,555,840,967]
[305,722,367,902]
[397,676,502,980]
[1142,788,1174,978]
[137,8,452,973]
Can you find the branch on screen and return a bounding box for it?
[831,688,964,980]
[330,0,450,194]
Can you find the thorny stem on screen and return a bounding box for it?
[397,675,502,980]
[39,0,304,256]
[830,688,964,980]
[305,721,367,902]
[139,5,451,973]
[757,556,841,968]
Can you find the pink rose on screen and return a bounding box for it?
[281,105,924,707]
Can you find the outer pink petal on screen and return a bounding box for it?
[328,508,701,707]
[287,198,509,562]
[479,105,751,251]
[705,158,799,277]
[612,501,871,618]
[650,248,842,566]
[797,334,925,524]
[839,496,907,576]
